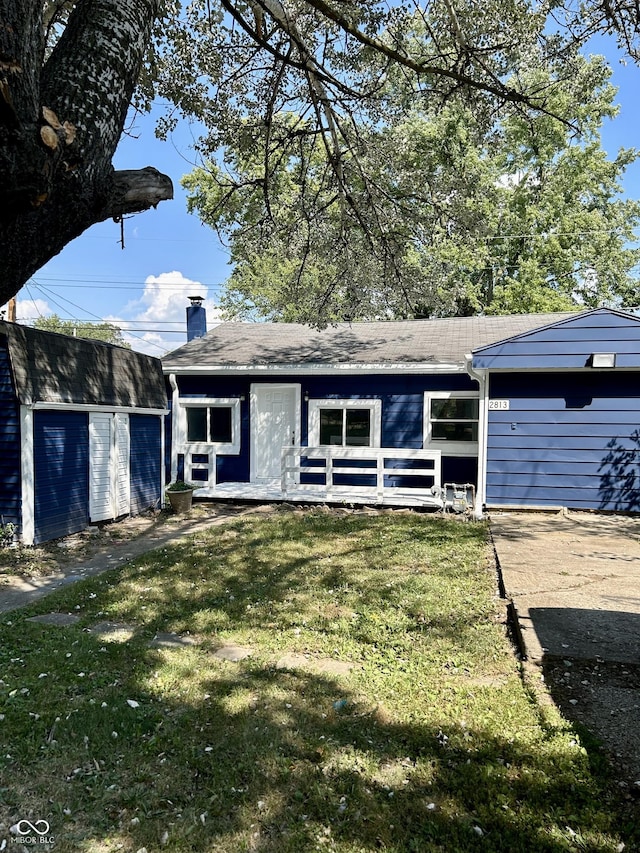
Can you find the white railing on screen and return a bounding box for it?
[281,446,442,505]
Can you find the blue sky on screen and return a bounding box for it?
[6,33,640,356]
[13,108,228,357]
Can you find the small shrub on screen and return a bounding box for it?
[165,480,195,492]
[0,521,16,548]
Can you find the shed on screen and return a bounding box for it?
[0,322,167,544]
[470,308,640,512]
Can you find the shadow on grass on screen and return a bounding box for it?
[2,630,632,853]
[1,513,635,851]
[94,514,493,640]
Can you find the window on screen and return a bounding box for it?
[425,392,479,454]
[186,406,233,443]
[319,408,371,446]
[181,398,241,453]
[431,398,478,442]
[308,399,381,448]
[186,407,207,442]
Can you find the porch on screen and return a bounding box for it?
[190,446,445,510]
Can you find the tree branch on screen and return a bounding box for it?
[297,0,536,106]
[108,166,174,217]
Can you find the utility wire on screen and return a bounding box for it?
[16,316,188,333]
[24,283,45,319]
[28,276,225,289]
[64,225,640,244]
[31,281,170,355]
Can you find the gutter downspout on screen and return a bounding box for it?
[20,405,35,545]
[465,354,488,519]
[168,374,180,494]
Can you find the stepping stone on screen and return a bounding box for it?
[89,622,137,643]
[27,613,80,627]
[58,574,87,585]
[462,674,509,688]
[275,653,355,677]
[149,632,198,649]
[212,644,253,662]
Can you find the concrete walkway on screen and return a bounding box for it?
[0,505,273,614]
[490,510,640,664]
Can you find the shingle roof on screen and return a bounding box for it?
[2,322,166,408]
[163,313,578,369]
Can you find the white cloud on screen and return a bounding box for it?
[106,271,221,356]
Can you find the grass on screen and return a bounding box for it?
[0,508,636,852]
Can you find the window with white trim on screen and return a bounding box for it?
[181,398,241,454]
[424,392,479,454]
[308,399,381,448]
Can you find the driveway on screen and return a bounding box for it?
[490,510,640,788]
[490,510,640,663]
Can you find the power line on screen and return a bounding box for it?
[15,315,188,325]
[30,280,169,355]
[485,228,640,241]
[79,234,223,244]
[23,283,45,319]
[17,318,187,333]
[26,276,225,290]
[63,225,640,244]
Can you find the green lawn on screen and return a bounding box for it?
[0,509,635,852]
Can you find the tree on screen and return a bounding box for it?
[32,313,131,346]
[183,53,640,321]
[166,0,571,323]
[551,0,640,64]
[472,59,640,315]
[0,0,575,308]
[1,1,639,315]
[0,0,173,305]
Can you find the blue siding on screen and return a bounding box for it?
[473,309,640,370]
[176,372,479,487]
[486,372,640,511]
[130,415,162,513]
[177,374,250,484]
[302,374,475,447]
[442,456,478,486]
[34,411,89,544]
[0,336,20,530]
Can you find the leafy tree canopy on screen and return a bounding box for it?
[181,48,640,321]
[2,0,640,314]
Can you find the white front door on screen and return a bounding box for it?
[89,413,130,521]
[251,385,300,481]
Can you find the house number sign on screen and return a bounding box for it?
[488,399,510,410]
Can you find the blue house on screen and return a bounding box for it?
[471,307,640,513]
[164,301,607,512]
[0,322,167,544]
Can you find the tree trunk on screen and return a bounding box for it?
[0,0,173,304]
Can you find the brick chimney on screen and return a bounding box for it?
[186,296,207,341]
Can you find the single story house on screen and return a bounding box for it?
[163,301,640,514]
[0,321,167,544]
